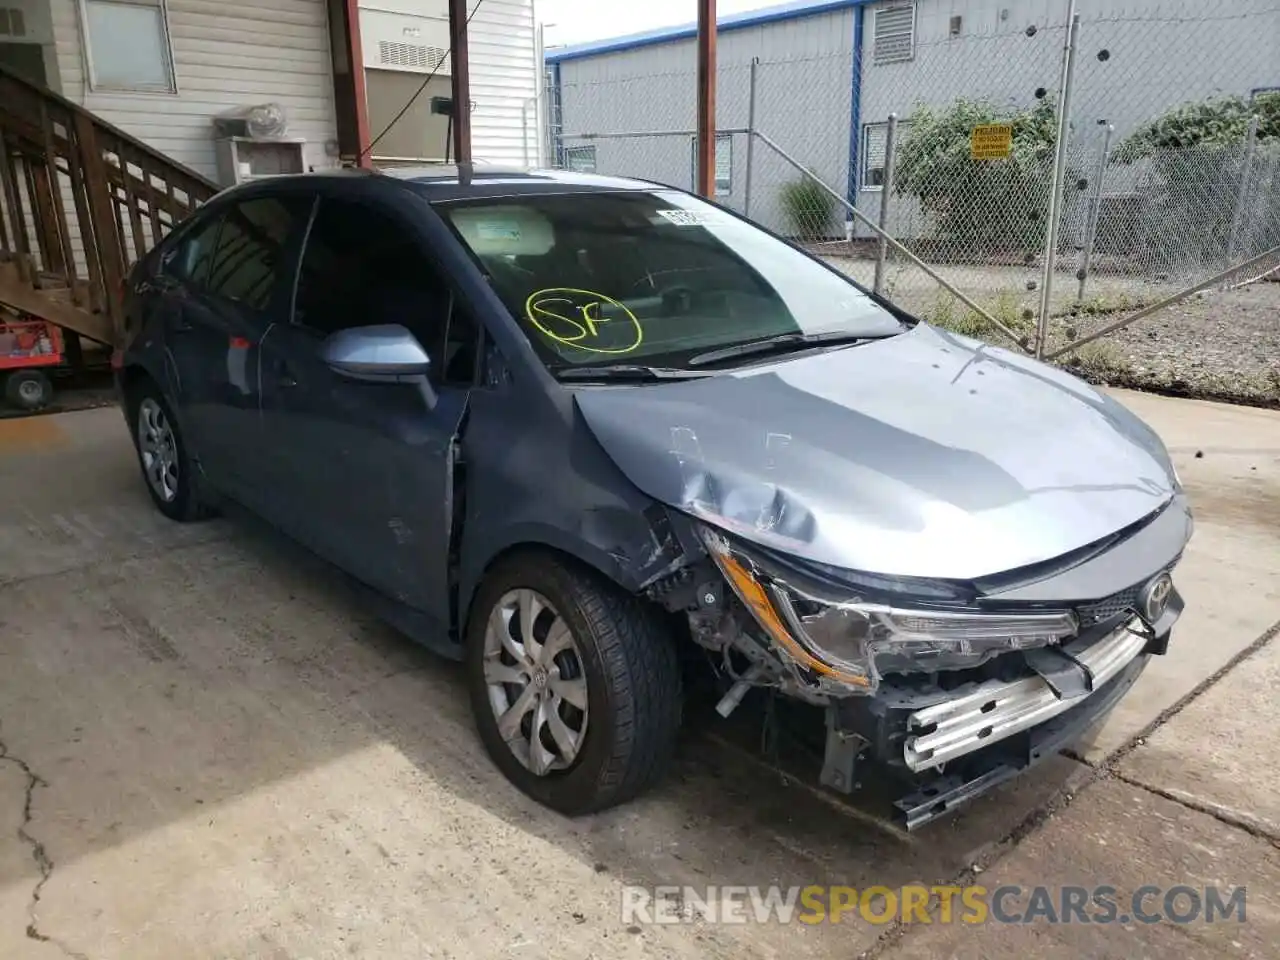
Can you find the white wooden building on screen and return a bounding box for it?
[0,0,542,185]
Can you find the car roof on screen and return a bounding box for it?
[215,165,664,204]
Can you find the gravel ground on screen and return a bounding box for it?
[1053,280,1280,407]
[822,252,1280,407]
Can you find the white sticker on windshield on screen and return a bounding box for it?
[476,222,522,242]
[655,209,721,227]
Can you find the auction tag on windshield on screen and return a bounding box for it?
[655,209,722,227]
[476,221,522,242]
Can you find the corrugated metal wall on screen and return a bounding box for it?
[50,0,339,181]
[854,0,1280,237]
[554,8,857,235]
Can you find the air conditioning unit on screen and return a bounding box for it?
[213,103,306,186]
[360,9,452,75]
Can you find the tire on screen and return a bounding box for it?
[127,380,215,522]
[466,552,683,815]
[4,369,53,411]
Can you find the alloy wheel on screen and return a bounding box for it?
[137,397,179,503]
[483,588,590,776]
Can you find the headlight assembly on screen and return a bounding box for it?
[698,525,1077,694]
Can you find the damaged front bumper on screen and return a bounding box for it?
[823,616,1172,830]
[677,503,1190,830]
[891,650,1148,829]
[903,616,1150,771]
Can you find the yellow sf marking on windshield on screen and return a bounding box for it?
[526,287,644,355]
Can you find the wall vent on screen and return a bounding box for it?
[873,4,916,64]
[378,40,447,72]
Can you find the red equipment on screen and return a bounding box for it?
[1,317,63,410]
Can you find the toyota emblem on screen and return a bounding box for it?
[1139,572,1174,624]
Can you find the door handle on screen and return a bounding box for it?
[272,358,298,388]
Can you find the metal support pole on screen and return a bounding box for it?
[873,113,898,295]
[696,0,717,198]
[1077,121,1112,303]
[1035,4,1079,358]
[1225,115,1260,268]
[744,57,759,218]
[575,128,748,141]
[448,0,473,169]
[332,0,372,167]
[535,21,547,167]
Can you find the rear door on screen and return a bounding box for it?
[162,194,310,505]
[258,191,478,624]
[153,209,234,488]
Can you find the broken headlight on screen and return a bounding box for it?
[698,526,1077,694]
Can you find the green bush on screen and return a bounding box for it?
[1112,93,1280,271]
[1112,92,1279,162]
[894,97,1060,253]
[779,176,836,238]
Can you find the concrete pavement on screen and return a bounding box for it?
[0,388,1276,959]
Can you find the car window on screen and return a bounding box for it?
[203,196,307,311]
[294,196,478,385]
[438,190,903,371]
[163,213,222,287]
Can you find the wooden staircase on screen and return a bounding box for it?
[0,63,220,348]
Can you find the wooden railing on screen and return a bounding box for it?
[0,63,220,345]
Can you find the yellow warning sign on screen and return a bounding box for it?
[970,124,1013,160]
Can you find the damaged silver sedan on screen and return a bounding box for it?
[116,167,1190,827]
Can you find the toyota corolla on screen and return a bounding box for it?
[116,167,1191,827]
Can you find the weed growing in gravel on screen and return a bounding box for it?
[923,290,1031,346]
[1069,293,1138,317]
[1063,342,1133,382]
[1266,367,1280,399]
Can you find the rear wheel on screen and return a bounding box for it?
[4,369,53,411]
[466,553,683,815]
[129,381,214,522]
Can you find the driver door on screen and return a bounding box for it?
[258,192,478,626]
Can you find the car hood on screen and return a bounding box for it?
[572,324,1178,580]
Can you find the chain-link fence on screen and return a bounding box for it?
[544,0,1280,400]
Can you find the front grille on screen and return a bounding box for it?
[1076,564,1175,625]
[1077,585,1142,625]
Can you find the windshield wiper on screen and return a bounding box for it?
[687,330,892,367]
[554,364,711,382]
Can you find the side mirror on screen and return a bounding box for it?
[322,324,432,379]
[321,324,437,405]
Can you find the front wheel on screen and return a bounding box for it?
[466,553,683,815]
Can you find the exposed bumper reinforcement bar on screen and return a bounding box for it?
[894,650,1147,829]
[903,619,1149,772]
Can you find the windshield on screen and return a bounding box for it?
[439,189,903,371]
